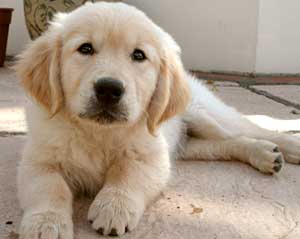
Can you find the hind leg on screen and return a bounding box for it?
[186,110,300,165]
[184,76,300,165]
[182,136,284,174]
[229,118,300,164]
[184,109,234,140]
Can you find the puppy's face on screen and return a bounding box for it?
[16,3,190,133]
[61,4,160,125]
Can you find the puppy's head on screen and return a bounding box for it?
[15,2,190,134]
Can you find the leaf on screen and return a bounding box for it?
[190,204,203,215]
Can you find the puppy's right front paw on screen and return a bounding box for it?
[19,211,73,239]
[88,190,144,236]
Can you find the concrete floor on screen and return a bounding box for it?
[1,67,300,239]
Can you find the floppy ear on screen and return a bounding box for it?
[147,36,190,135]
[14,24,64,116]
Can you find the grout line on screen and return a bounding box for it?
[285,130,300,134]
[0,131,27,137]
[191,70,300,78]
[241,85,300,110]
[192,72,300,85]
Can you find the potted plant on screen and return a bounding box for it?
[24,0,119,40]
[0,8,13,67]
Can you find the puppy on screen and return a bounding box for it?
[15,2,300,238]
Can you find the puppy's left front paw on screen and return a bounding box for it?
[88,189,144,236]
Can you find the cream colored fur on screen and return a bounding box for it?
[15,2,300,238]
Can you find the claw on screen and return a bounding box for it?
[109,228,118,237]
[97,227,104,235]
[274,155,283,164]
[273,164,282,172]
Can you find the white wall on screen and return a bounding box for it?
[124,0,259,73]
[255,0,300,74]
[2,0,300,74]
[0,0,30,56]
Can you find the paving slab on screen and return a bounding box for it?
[0,68,28,133]
[253,85,300,106]
[214,86,299,120]
[0,136,24,239]
[213,86,300,132]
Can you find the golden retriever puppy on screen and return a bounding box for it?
[15,2,300,238]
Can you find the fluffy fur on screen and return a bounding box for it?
[15,2,300,238]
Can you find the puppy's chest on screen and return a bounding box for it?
[59,138,121,196]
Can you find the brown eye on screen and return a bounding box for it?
[131,49,146,62]
[78,43,94,55]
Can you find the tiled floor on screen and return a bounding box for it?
[1,66,300,239]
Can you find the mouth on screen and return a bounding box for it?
[79,100,128,124]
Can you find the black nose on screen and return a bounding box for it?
[94,77,125,104]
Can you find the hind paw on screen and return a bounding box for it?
[272,134,300,164]
[247,139,285,174]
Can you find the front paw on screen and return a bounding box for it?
[19,211,73,239]
[88,189,144,236]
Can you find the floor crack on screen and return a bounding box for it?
[240,85,300,110]
[278,221,299,239]
[248,180,299,238]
